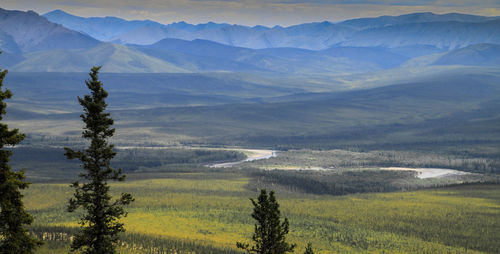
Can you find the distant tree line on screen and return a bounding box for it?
[7,146,246,176]
[249,169,420,195]
[114,148,246,171]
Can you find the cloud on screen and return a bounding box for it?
[2,0,499,26]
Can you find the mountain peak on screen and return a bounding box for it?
[0,8,99,52]
[26,10,38,16]
[43,9,75,18]
[252,25,270,31]
[45,9,67,14]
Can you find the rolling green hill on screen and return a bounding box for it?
[133,38,393,73]
[10,43,190,73]
[5,68,500,152]
[3,71,302,113]
[106,70,500,148]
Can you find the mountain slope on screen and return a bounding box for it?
[0,31,21,54]
[17,69,495,148]
[340,12,499,29]
[139,38,253,59]
[110,21,357,50]
[111,70,500,148]
[44,10,164,42]
[0,8,99,52]
[10,43,189,73]
[132,38,263,72]
[433,43,500,66]
[0,31,24,66]
[3,9,500,73]
[341,20,500,49]
[39,11,500,51]
[320,47,407,68]
[111,25,169,45]
[38,11,367,49]
[135,38,407,73]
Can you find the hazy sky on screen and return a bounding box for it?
[3,0,500,26]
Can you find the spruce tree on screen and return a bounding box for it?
[303,242,314,254]
[237,189,295,254]
[65,66,133,254]
[0,53,43,254]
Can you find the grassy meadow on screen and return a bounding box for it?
[24,172,500,253]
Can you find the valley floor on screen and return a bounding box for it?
[25,172,500,253]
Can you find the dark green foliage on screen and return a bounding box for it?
[250,170,419,195]
[114,148,246,172]
[237,189,295,254]
[250,169,499,196]
[303,243,314,254]
[7,146,246,182]
[0,57,42,253]
[64,66,133,254]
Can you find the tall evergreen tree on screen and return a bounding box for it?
[237,189,295,254]
[65,66,133,254]
[303,242,314,254]
[0,53,43,254]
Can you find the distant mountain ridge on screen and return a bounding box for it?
[340,19,500,49]
[44,10,500,50]
[1,8,499,73]
[339,12,499,29]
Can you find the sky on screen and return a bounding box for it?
[3,0,500,26]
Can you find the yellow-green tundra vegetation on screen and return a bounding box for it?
[24,172,500,253]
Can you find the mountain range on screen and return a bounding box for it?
[0,8,499,73]
[1,7,499,153]
[44,10,500,50]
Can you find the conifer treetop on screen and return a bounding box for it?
[237,189,295,254]
[65,66,133,254]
